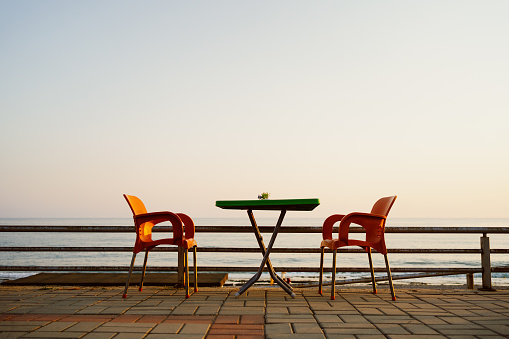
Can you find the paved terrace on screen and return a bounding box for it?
[1,285,508,338]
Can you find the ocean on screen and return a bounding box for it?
[1,217,508,287]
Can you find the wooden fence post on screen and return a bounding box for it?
[466,273,474,289]
[480,234,494,291]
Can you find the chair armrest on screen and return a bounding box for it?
[176,213,195,239]
[134,211,184,239]
[322,214,345,240]
[339,212,386,243]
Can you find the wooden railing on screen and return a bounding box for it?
[1,225,508,290]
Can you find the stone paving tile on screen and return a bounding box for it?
[266,307,289,314]
[171,306,198,315]
[338,314,371,323]
[124,307,174,315]
[288,306,312,314]
[412,315,449,325]
[76,306,109,314]
[374,323,412,335]
[34,321,76,331]
[195,305,220,315]
[323,327,383,335]
[208,323,262,336]
[23,331,90,338]
[218,306,265,315]
[0,320,47,332]
[110,314,142,323]
[265,323,292,335]
[355,307,384,315]
[0,332,32,339]
[146,335,206,339]
[149,322,183,333]
[401,323,441,335]
[92,322,155,333]
[389,336,446,339]
[365,315,420,324]
[163,315,214,324]
[292,322,323,334]
[314,314,343,324]
[429,323,499,336]
[179,323,210,334]
[136,315,167,323]
[60,314,114,322]
[64,321,104,332]
[265,314,317,323]
[320,322,375,329]
[481,324,509,336]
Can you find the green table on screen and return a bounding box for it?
[216,198,320,297]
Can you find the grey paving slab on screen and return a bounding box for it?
[22,332,89,338]
[35,321,76,331]
[178,323,210,334]
[145,335,205,339]
[267,334,325,339]
[65,321,104,332]
[374,323,412,335]
[109,333,147,339]
[81,332,116,339]
[292,322,323,334]
[0,333,31,339]
[401,323,441,335]
[93,322,155,333]
[266,314,317,323]
[265,323,293,335]
[149,323,183,333]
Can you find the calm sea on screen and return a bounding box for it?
[1,218,508,287]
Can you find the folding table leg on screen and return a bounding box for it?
[247,209,292,291]
[236,210,294,298]
[247,210,289,289]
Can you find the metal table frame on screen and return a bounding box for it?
[216,199,320,297]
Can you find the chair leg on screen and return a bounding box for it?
[139,250,149,292]
[367,248,377,295]
[193,246,198,293]
[123,253,137,298]
[331,249,337,300]
[185,248,190,298]
[319,246,324,295]
[384,254,396,301]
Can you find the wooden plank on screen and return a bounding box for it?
[2,272,228,287]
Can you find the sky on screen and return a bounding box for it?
[1,1,508,219]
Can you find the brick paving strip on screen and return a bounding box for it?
[0,285,508,338]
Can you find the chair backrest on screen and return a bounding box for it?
[124,194,148,216]
[370,196,397,217]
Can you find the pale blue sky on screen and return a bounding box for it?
[1,1,508,219]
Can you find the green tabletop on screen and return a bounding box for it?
[215,198,320,211]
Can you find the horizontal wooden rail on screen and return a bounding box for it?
[3,265,508,273]
[1,225,509,233]
[1,246,508,254]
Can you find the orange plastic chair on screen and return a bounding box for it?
[123,194,197,298]
[319,196,397,301]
